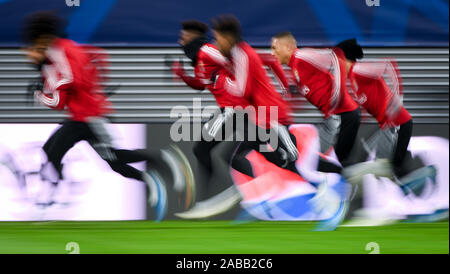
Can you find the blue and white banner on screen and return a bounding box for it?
[0,0,448,46]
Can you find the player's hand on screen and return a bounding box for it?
[27,80,43,106]
[164,55,175,68]
[27,79,43,92]
[32,90,43,106]
[171,59,185,77]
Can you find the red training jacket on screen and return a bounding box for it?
[349,59,411,128]
[288,47,358,118]
[36,38,111,122]
[223,41,293,128]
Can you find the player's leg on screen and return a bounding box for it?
[207,110,256,181]
[209,138,244,191]
[318,159,342,173]
[85,117,156,166]
[113,147,191,193]
[39,121,89,205]
[334,108,361,167]
[41,120,87,183]
[229,114,291,177]
[231,140,262,178]
[87,116,191,191]
[337,108,393,183]
[232,118,298,173]
[84,118,167,212]
[342,125,397,185]
[233,121,328,183]
[392,119,413,178]
[175,110,255,219]
[234,122,329,188]
[266,124,335,185]
[175,139,244,219]
[43,120,146,183]
[318,115,341,155]
[83,122,148,182]
[391,119,437,195]
[317,115,347,173]
[112,148,161,164]
[193,138,222,185]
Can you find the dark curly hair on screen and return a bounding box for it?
[181,20,209,35]
[211,14,242,41]
[22,11,65,44]
[335,38,364,62]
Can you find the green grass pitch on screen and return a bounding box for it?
[0,221,447,254]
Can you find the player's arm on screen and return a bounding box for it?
[223,47,249,97]
[381,59,404,120]
[328,48,346,115]
[35,48,73,110]
[259,53,290,94]
[381,59,403,97]
[348,72,372,124]
[35,87,68,110]
[361,59,404,117]
[171,60,206,91]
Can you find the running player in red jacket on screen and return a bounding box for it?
[22,12,190,216]
[270,32,361,169]
[168,20,247,197]
[211,15,299,168]
[171,21,231,107]
[336,39,436,192]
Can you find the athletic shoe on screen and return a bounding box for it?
[341,158,393,185]
[405,208,449,223]
[143,170,167,222]
[162,145,196,209]
[340,208,398,227]
[313,199,350,231]
[312,177,353,231]
[308,178,337,215]
[398,165,437,196]
[175,186,242,219]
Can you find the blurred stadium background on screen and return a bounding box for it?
[0,0,448,254]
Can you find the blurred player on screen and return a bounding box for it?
[271,32,363,171]
[336,39,436,193]
[210,15,299,166]
[168,20,239,197]
[22,11,192,218]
